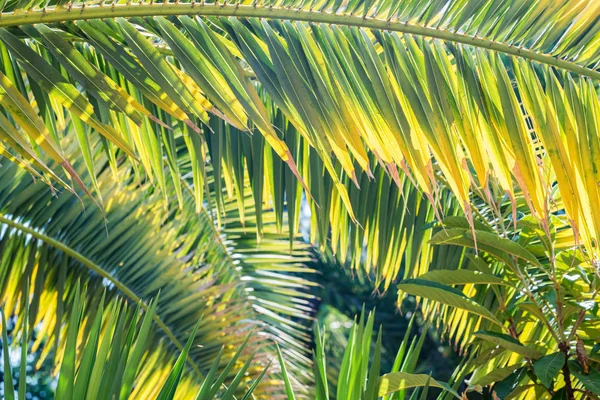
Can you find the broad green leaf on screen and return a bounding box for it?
[472,364,526,387]
[492,366,527,399]
[474,331,543,359]
[416,375,432,400]
[592,343,600,357]
[416,269,509,286]
[533,352,565,388]
[551,388,569,399]
[441,216,493,232]
[569,360,600,395]
[398,279,503,326]
[430,229,542,267]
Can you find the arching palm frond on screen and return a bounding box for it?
[0,0,596,281]
[1,288,284,400]
[0,152,318,398]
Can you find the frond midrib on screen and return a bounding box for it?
[2,3,599,81]
[0,212,203,377]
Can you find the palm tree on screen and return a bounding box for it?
[0,0,599,398]
[0,146,322,397]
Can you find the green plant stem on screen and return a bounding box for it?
[0,213,203,378]
[0,3,599,80]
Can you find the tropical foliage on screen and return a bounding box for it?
[0,0,600,399]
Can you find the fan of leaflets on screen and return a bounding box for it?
[0,0,596,282]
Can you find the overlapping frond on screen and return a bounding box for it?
[0,151,318,398]
[203,195,319,395]
[202,110,468,289]
[2,287,307,400]
[0,0,597,280]
[5,1,600,397]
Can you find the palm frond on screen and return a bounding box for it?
[0,1,596,274]
[3,1,599,397]
[0,152,318,398]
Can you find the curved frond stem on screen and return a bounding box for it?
[0,212,203,378]
[0,4,599,80]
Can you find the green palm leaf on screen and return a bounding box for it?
[0,0,595,275]
[0,152,317,397]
